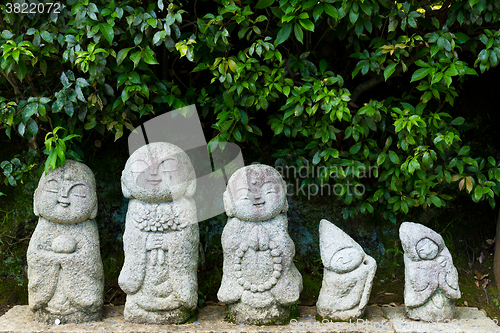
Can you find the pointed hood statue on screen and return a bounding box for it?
[316,219,377,320]
[400,222,460,322]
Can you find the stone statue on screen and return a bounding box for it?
[218,164,303,324]
[400,222,461,322]
[119,142,199,324]
[316,219,376,321]
[27,160,104,324]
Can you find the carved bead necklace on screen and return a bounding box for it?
[234,239,283,293]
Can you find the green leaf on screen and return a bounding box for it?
[349,142,362,154]
[117,47,133,65]
[349,9,359,24]
[41,31,53,43]
[61,72,71,88]
[313,4,324,21]
[22,103,38,122]
[76,77,90,87]
[312,151,321,165]
[255,0,275,9]
[1,30,14,39]
[223,91,234,108]
[324,4,338,18]
[429,194,442,207]
[450,117,465,126]
[319,59,327,74]
[474,185,483,201]
[276,23,292,45]
[454,32,470,44]
[26,118,38,136]
[64,100,74,117]
[130,51,142,68]
[142,47,159,65]
[299,19,315,32]
[18,122,26,136]
[40,59,47,76]
[75,86,85,102]
[384,63,397,81]
[410,68,431,82]
[389,150,399,164]
[377,151,386,166]
[99,23,114,45]
[134,34,143,45]
[293,23,304,44]
[469,0,480,7]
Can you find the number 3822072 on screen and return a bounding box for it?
[5,2,62,14]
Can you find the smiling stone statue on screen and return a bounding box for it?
[218,164,302,324]
[316,219,376,321]
[27,160,104,324]
[119,142,198,324]
[400,222,461,322]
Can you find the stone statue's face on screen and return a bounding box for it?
[229,168,285,222]
[123,145,193,202]
[35,162,97,224]
[330,247,363,274]
[416,238,439,260]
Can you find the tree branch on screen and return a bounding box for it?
[1,71,22,102]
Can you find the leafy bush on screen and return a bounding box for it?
[1,0,500,222]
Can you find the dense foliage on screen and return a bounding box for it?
[1,0,500,224]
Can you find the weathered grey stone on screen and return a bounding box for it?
[400,221,461,322]
[27,160,104,324]
[119,142,199,324]
[2,304,500,333]
[316,219,377,321]
[218,164,303,324]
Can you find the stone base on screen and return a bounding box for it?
[226,302,291,325]
[316,305,365,321]
[1,305,499,332]
[406,291,455,322]
[32,308,101,324]
[123,301,193,324]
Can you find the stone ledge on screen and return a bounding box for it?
[0,305,498,333]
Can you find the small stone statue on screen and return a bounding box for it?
[400,222,461,322]
[27,160,104,324]
[316,219,376,321]
[218,164,302,324]
[119,142,199,324]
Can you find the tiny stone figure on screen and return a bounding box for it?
[316,219,376,321]
[218,164,303,324]
[27,160,104,324]
[400,222,461,322]
[119,142,198,324]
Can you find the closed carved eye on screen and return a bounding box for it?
[70,184,88,197]
[45,179,59,193]
[130,160,149,173]
[158,159,178,172]
[260,182,279,196]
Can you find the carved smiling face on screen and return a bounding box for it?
[330,247,363,274]
[34,160,97,224]
[122,142,196,203]
[225,165,287,222]
[416,238,439,260]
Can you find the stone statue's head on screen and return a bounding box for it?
[415,238,439,260]
[223,164,288,222]
[121,142,196,203]
[34,160,98,224]
[400,222,445,262]
[330,247,364,274]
